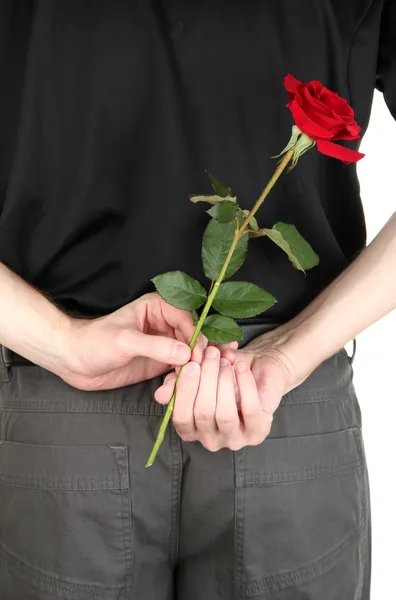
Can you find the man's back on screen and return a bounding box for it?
[0,0,388,319]
[1,3,395,598]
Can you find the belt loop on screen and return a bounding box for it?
[348,338,357,365]
[0,345,10,384]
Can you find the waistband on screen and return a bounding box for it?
[0,321,283,374]
[0,321,356,371]
[0,322,357,414]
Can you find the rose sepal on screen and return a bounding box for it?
[271,125,302,161]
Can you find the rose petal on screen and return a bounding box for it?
[322,91,353,117]
[287,100,334,140]
[332,128,360,141]
[317,139,365,163]
[284,74,303,94]
[307,80,327,96]
[285,75,363,147]
[306,111,343,130]
[302,93,348,131]
[330,119,361,140]
[302,88,334,115]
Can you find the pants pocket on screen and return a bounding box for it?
[234,427,368,599]
[0,441,133,599]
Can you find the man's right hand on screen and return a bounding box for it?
[0,263,235,391]
[57,293,222,391]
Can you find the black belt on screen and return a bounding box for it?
[0,321,281,369]
[1,346,35,368]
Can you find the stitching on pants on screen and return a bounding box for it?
[237,461,363,486]
[243,517,367,597]
[0,346,10,384]
[0,397,167,415]
[169,425,183,569]
[234,450,246,600]
[0,474,127,491]
[114,448,134,600]
[279,390,352,405]
[0,543,123,598]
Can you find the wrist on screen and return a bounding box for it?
[276,313,347,387]
[47,312,80,375]
[5,307,77,377]
[250,318,328,388]
[0,262,82,376]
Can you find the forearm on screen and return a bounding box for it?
[280,212,396,381]
[0,262,72,370]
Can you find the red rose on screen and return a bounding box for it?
[284,74,365,164]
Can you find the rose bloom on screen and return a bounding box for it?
[285,74,365,163]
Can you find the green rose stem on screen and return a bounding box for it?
[145,146,295,467]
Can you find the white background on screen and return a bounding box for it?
[355,90,395,598]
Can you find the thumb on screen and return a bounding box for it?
[131,331,191,365]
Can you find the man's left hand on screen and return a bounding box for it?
[154,331,299,452]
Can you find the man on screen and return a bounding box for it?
[0,1,395,598]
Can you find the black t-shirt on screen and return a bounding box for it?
[0,0,395,320]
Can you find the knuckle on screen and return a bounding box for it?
[172,414,193,431]
[242,406,259,420]
[114,328,133,355]
[173,418,191,430]
[194,409,214,423]
[216,414,237,428]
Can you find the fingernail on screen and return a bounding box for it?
[173,343,190,362]
[220,358,229,367]
[235,361,247,372]
[205,346,219,359]
[184,362,200,377]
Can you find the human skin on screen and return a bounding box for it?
[155,211,396,452]
[0,264,237,391]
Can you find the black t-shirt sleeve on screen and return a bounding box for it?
[376,0,396,118]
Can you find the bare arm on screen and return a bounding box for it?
[273,210,396,386]
[0,262,71,374]
[0,262,209,390]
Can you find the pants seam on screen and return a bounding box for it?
[169,425,182,569]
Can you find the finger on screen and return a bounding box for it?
[211,341,239,352]
[164,371,175,384]
[193,346,220,435]
[219,349,237,365]
[190,334,208,364]
[154,371,177,404]
[160,300,207,359]
[211,341,238,365]
[172,362,201,439]
[129,330,191,366]
[174,322,207,365]
[215,358,241,449]
[235,362,270,445]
